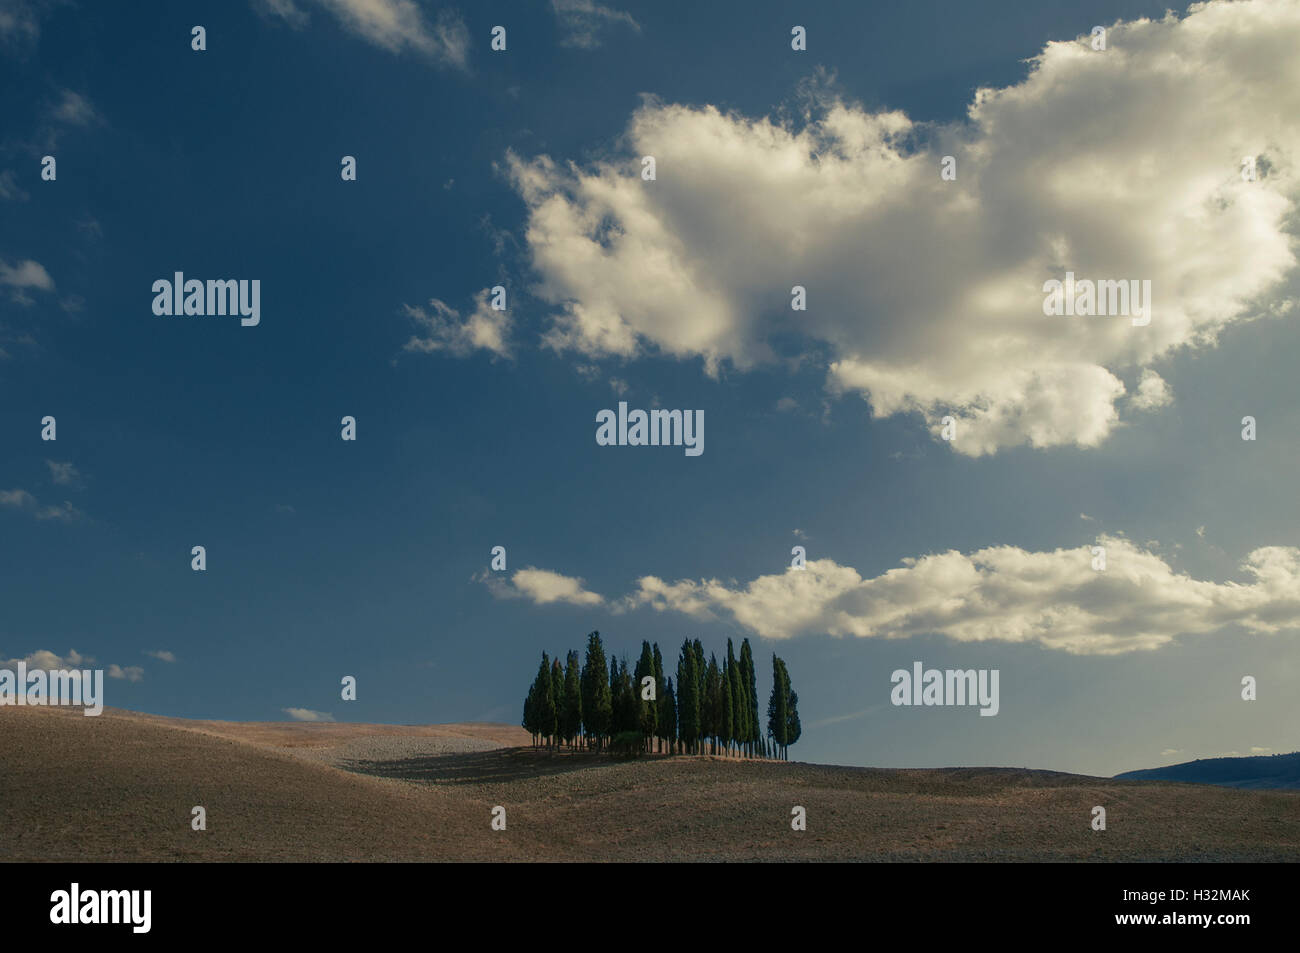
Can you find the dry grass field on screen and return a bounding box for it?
[4,705,1298,862]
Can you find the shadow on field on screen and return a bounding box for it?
[337,746,644,785]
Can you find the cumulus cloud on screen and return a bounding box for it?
[506,0,1300,455]
[1129,368,1173,412]
[622,535,1300,655]
[402,288,512,358]
[3,648,91,670]
[3,648,143,681]
[550,0,640,49]
[257,0,469,67]
[480,567,605,607]
[282,707,335,721]
[0,258,54,306]
[144,650,176,663]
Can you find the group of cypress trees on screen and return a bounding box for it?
[522,631,801,760]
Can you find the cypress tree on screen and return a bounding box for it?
[580,631,612,750]
[740,639,758,756]
[676,640,700,754]
[703,654,721,755]
[726,639,744,756]
[720,666,734,757]
[617,659,636,735]
[635,641,658,750]
[522,674,537,747]
[550,657,564,746]
[767,654,789,760]
[661,676,677,754]
[693,639,706,753]
[786,688,801,759]
[535,652,557,749]
[562,650,583,749]
[652,643,668,753]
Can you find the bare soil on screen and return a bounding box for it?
[4,706,1298,862]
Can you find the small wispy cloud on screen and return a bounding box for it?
[0,488,81,522]
[144,650,176,663]
[479,567,604,607]
[0,258,54,306]
[402,288,512,359]
[256,0,470,68]
[44,460,82,487]
[550,0,640,49]
[283,707,335,722]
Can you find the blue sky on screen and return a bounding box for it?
[2,0,1298,777]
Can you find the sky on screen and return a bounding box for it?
[1,0,1298,778]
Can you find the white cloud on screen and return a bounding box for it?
[403,288,512,358]
[44,460,81,486]
[0,488,80,521]
[260,0,469,66]
[622,534,1300,655]
[3,648,92,670]
[3,648,143,681]
[52,89,97,126]
[481,567,605,607]
[0,0,46,46]
[1129,368,1173,412]
[144,650,176,663]
[550,0,640,49]
[283,707,335,721]
[0,170,27,202]
[0,258,54,292]
[507,0,1300,456]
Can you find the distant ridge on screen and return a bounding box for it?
[1115,752,1300,790]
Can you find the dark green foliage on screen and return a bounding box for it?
[720,667,734,754]
[740,639,758,755]
[635,641,658,745]
[787,689,801,754]
[703,654,721,754]
[661,676,677,753]
[652,643,669,752]
[676,640,700,754]
[534,652,557,746]
[524,634,798,761]
[580,631,612,749]
[765,654,800,759]
[767,654,789,756]
[609,730,645,758]
[562,650,583,747]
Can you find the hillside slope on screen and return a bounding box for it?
[1115,752,1300,790]
[4,707,1299,862]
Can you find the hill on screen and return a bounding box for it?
[1115,752,1300,790]
[4,705,1299,861]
